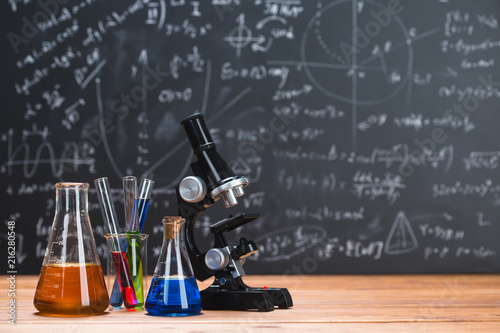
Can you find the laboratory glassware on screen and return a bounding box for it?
[94,177,138,309]
[123,176,144,308]
[33,182,109,316]
[136,178,154,232]
[145,216,202,316]
[107,175,137,308]
[105,233,148,310]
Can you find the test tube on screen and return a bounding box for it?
[94,177,138,309]
[123,176,145,308]
[108,176,137,308]
[123,176,138,231]
[137,178,155,233]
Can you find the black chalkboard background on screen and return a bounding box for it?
[2,0,500,275]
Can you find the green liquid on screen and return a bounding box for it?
[126,231,144,309]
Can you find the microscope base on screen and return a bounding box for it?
[200,286,293,312]
[252,287,293,309]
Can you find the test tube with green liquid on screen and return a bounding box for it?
[123,177,154,309]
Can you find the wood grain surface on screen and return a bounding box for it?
[1,275,499,332]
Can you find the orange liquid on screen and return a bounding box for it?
[34,264,109,316]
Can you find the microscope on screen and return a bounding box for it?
[176,113,293,312]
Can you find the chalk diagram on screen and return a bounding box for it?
[95,58,201,186]
[224,14,272,57]
[384,210,419,255]
[300,0,413,106]
[298,0,414,149]
[96,51,253,189]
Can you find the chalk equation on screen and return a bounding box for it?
[3,0,500,274]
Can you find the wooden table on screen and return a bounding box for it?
[1,275,499,332]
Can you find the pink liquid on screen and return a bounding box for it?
[111,251,138,309]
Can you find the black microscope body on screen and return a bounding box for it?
[176,113,293,312]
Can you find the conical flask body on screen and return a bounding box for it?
[34,183,109,316]
[145,216,202,316]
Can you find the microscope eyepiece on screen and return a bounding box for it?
[181,113,248,208]
[181,113,216,155]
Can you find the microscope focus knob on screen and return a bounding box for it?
[232,237,259,259]
[205,248,230,271]
[179,176,207,203]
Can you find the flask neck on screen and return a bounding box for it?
[162,216,184,242]
[55,183,89,214]
[158,216,195,279]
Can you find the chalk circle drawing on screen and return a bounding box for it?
[384,210,419,255]
[224,13,270,57]
[224,14,254,57]
[300,0,413,106]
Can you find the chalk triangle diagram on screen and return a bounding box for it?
[384,211,419,255]
[230,156,252,174]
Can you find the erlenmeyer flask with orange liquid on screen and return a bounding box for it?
[34,182,109,316]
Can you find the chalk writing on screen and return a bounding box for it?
[251,225,326,261]
[285,206,365,222]
[315,237,384,261]
[4,0,500,275]
[432,179,500,198]
[419,224,465,241]
[351,171,406,204]
[463,151,500,171]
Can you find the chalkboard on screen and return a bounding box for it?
[2,0,500,275]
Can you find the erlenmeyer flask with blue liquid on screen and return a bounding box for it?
[145,216,202,316]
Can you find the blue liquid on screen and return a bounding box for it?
[145,277,202,316]
[109,279,123,308]
[137,198,150,232]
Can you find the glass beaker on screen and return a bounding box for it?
[145,216,202,316]
[33,183,109,316]
[105,233,148,310]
